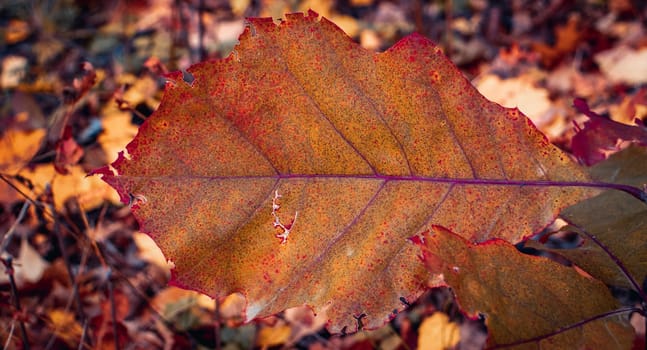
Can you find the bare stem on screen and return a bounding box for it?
[2,257,30,350]
[107,269,120,350]
[214,298,221,350]
[77,319,88,350]
[0,201,30,252]
[53,217,85,316]
[0,174,41,209]
[198,0,206,61]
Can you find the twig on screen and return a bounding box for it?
[115,98,147,122]
[53,215,85,318]
[0,174,41,210]
[107,269,120,350]
[77,319,88,350]
[2,257,30,350]
[1,201,30,253]
[214,298,221,350]
[198,0,206,61]
[172,0,190,70]
[3,318,15,350]
[444,0,452,56]
[78,200,108,268]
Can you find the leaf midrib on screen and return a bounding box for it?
[124,173,608,190]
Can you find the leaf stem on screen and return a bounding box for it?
[137,173,647,203]
[276,174,647,204]
[568,222,647,302]
[489,307,637,349]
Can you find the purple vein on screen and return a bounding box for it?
[270,43,377,175]
[307,180,386,268]
[182,178,280,278]
[266,180,388,308]
[374,184,455,293]
[483,110,509,179]
[516,118,552,182]
[136,174,645,200]
[340,73,413,176]
[489,307,637,349]
[312,41,413,175]
[483,193,515,237]
[413,183,455,235]
[567,221,647,301]
[430,87,478,178]
[291,182,386,283]
[205,98,280,176]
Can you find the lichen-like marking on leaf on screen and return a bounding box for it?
[95,10,598,332]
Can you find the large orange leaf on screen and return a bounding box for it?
[95,11,603,331]
[415,226,635,348]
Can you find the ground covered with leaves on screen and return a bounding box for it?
[1,0,646,349]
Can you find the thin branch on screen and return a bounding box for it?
[0,174,42,209]
[3,318,15,350]
[77,319,88,350]
[107,269,121,350]
[78,200,108,268]
[1,257,30,350]
[48,202,93,348]
[214,298,221,350]
[1,201,30,253]
[198,0,206,61]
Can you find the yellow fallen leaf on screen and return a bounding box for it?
[8,164,120,211]
[256,324,291,348]
[48,309,83,347]
[0,127,45,175]
[418,312,460,350]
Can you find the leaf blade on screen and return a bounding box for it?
[97,11,599,331]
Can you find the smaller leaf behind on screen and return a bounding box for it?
[534,146,647,292]
[415,226,634,349]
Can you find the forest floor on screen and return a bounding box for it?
[1,0,646,349]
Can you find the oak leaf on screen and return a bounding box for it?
[95,11,601,331]
[417,312,460,350]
